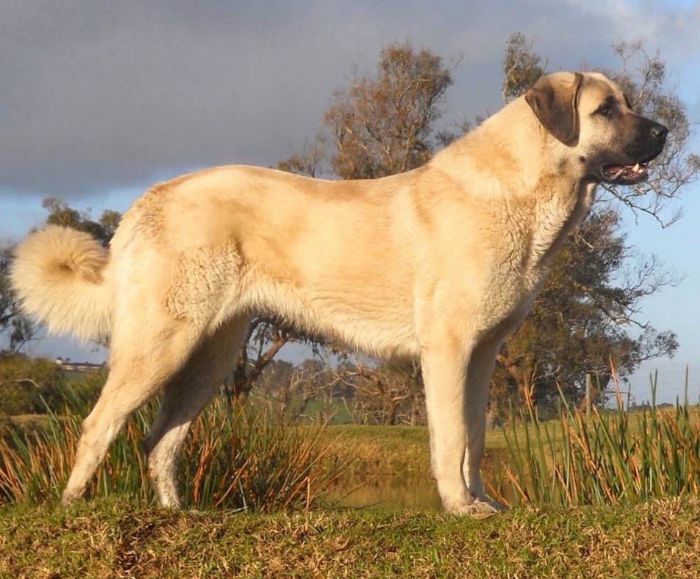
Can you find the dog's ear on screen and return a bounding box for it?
[525,72,583,146]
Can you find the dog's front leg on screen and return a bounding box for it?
[462,338,507,514]
[421,339,472,514]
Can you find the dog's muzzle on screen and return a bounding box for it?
[600,118,668,185]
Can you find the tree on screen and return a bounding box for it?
[271,43,453,412]
[0,246,34,352]
[502,32,546,102]
[42,198,120,246]
[256,39,692,417]
[276,137,326,178]
[12,40,692,420]
[289,38,691,418]
[324,42,453,179]
[492,210,679,415]
[228,140,329,399]
[228,319,293,399]
[601,41,700,227]
[489,34,693,416]
[253,358,340,421]
[338,359,426,425]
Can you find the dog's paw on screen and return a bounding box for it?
[446,497,508,518]
[472,497,508,516]
[61,488,86,506]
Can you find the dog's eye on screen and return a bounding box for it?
[595,104,613,118]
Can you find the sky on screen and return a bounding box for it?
[2,0,700,404]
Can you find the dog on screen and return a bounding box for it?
[11,71,667,514]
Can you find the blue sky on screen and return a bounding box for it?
[2,0,700,403]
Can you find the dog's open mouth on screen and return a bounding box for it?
[599,148,664,185]
[600,161,650,185]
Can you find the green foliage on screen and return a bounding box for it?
[0,247,34,351]
[0,355,73,415]
[0,396,346,512]
[41,198,121,247]
[0,355,104,416]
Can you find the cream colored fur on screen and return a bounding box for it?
[11,226,112,343]
[10,72,665,515]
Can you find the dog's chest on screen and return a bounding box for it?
[477,227,570,332]
[505,183,592,273]
[478,263,544,334]
[478,184,595,332]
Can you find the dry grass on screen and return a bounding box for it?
[0,398,346,511]
[500,382,700,507]
[1,496,699,577]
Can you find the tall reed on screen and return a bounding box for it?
[0,391,345,511]
[498,370,700,507]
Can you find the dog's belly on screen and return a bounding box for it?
[238,277,421,359]
[160,228,421,358]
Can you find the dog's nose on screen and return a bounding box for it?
[651,124,668,143]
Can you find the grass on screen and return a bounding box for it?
[500,378,700,507]
[4,391,699,510]
[324,424,430,476]
[1,496,699,577]
[2,383,700,575]
[0,398,345,511]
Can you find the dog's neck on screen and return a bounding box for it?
[433,97,577,191]
[528,176,597,269]
[440,97,598,270]
[512,144,597,270]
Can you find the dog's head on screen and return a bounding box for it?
[525,71,667,185]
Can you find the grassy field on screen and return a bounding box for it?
[2,496,699,577]
[2,400,700,575]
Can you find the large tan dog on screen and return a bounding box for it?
[11,71,667,514]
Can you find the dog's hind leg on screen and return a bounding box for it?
[143,316,250,508]
[61,318,206,505]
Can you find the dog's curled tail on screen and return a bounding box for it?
[10,225,112,343]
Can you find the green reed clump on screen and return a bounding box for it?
[499,372,700,507]
[0,387,345,512]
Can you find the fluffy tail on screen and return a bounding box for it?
[10,225,112,343]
